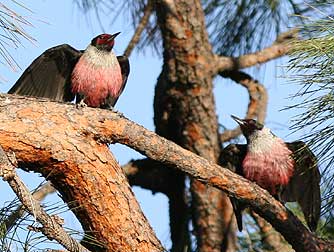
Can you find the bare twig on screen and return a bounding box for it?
[219,70,268,142]
[4,181,56,232]
[0,146,90,252]
[213,29,298,74]
[123,0,154,58]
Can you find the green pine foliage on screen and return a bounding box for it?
[287,15,334,230]
[0,1,36,73]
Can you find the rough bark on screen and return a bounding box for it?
[0,96,163,252]
[1,94,332,252]
[154,1,233,251]
[0,147,90,252]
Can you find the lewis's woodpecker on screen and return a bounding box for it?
[8,33,129,108]
[220,115,321,232]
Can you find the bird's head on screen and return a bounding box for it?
[231,115,264,138]
[91,32,121,52]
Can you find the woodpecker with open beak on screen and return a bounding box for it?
[9,32,129,109]
[221,115,321,232]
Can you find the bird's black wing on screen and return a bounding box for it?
[106,55,130,107]
[8,44,82,102]
[117,55,130,90]
[282,141,321,231]
[220,144,247,231]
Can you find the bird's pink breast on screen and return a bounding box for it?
[242,141,294,195]
[71,56,123,107]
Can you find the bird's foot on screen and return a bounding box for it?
[109,107,124,117]
[76,99,88,109]
[115,110,124,117]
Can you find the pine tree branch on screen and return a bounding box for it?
[123,0,154,58]
[0,94,332,252]
[0,95,163,252]
[213,29,298,73]
[0,146,90,252]
[219,70,268,142]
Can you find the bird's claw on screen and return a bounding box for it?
[76,100,88,109]
[109,107,124,117]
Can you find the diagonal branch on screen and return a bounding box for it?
[0,94,332,252]
[0,147,90,252]
[219,70,268,142]
[213,29,298,74]
[123,0,154,58]
[4,181,56,233]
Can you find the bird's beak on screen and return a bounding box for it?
[109,32,121,41]
[231,115,246,126]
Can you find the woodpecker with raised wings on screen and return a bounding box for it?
[220,115,321,232]
[9,32,129,109]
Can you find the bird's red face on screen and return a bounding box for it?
[91,32,121,51]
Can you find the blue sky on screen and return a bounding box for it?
[0,0,306,250]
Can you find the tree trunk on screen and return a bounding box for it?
[154,1,235,251]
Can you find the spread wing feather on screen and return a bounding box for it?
[8,44,82,102]
[283,141,321,231]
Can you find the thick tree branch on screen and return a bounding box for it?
[0,95,163,252]
[0,147,90,252]
[0,94,332,252]
[123,0,154,58]
[219,71,268,142]
[213,30,298,74]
